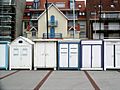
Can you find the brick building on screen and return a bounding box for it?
[86,0,120,39]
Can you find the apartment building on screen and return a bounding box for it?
[86,0,120,39]
[22,0,86,39]
[0,0,26,41]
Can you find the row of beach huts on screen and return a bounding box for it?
[0,36,120,70]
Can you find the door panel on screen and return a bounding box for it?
[11,47,20,67]
[0,45,6,67]
[115,45,120,67]
[21,46,30,67]
[46,42,56,67]
[92,45,101,68]
[105,45,114,67]
[37,43,45,67]
[82,45,91,68]
[59,44,68,67]
[69,44,78,67]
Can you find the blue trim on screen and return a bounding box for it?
[5,44,8,70]
[91,46,92,68]
[0,43,9,70]
[80,41,82,68]
[78,43,80,70]
[58,42,80,69]
[58,42,80,44]
[68,44,70,67]
[58,43,60,70]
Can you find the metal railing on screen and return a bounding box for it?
[43,33,62,39]
[101,13,120,19]
[93,25,120,31]
[48,21,58,27]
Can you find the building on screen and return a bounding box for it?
[0,0,26,41]
[22,0,86,39]
[38,4,68,39]
[86,0,120,39]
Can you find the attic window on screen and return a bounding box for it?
[19,40,23,43]
[78,5,82,8]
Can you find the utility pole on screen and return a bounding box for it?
[45,0,49,39]
[73,0,75,38]
[99,0,102,39]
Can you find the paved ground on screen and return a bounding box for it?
[0,70,120,90]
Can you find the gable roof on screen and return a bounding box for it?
[11,36,34,45]
[37,3,68,20]
[30,26,37,31]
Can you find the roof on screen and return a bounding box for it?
[37,3,68,20]
[0,41,10,44]
[30,26,37,31]
[11,36,34,45]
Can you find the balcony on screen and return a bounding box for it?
[66,15,78,20]
[48,21,58,27]
[93,25,120,31]
[43,33,62,39]
[101,13,120,20]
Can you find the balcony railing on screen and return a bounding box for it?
[93,25,120,31]
[66,15,78,20]
[101,13,120,19]
[43,33,62,39]
[48,21,58,27]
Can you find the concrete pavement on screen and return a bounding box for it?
[0,70,120,90]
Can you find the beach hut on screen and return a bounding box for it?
[0,41,9,70]
[34,39,57,70]
[58,39,80,70]
[81,40,104,70]
[9,36,34,70]
[104,39,120,70]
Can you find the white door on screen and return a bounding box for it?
[115,45,120,67]
[82,45,91,68]
[10,47,20,67]
[46,42,56,67]
[92,45,101,68]
[105,45,114,68]
[37,43,45,67]
[21,46,30,67]
[0,45,6,67]
[69,44,78,67]
[59,44,68,67]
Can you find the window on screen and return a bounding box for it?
[26,5,32,9]
[50,15,55,23]
[22,48,27,56]
[24,22,29,29]
[32,31,36,37]
[79,12,85,16]
[70,1,73,9]
[78,5,82,8]
[55,2,65,8]
[110,4,115,8]
[33,0,40,9]
[19,40,23,43]
[90,12,96,16]
[13,48,19,56]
